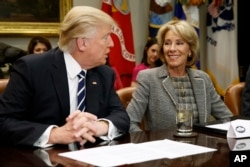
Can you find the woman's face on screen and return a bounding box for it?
[146,43,160,66]
[33,42,48,54]
[162,30,191,69]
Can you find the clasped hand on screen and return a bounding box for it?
[49,110,109,146]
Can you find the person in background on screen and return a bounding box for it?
[27,36,52,54]
[131,37,162,87]
[106,56,124,90]
[127,19,233,132]
[241,65,250,116]
[0,6,130,147]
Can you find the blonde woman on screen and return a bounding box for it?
[127,19,233,132]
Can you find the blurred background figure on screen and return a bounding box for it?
[27,36,52,54]
[106,57,124,90]
[0,42,26,78]
[131,37,162,87]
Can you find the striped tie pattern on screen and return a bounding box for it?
[77,71,86,112]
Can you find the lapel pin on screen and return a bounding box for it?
[92,82,97,85]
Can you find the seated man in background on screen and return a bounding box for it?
[0,42,26,78]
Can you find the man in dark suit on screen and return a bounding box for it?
[0,6,130,147]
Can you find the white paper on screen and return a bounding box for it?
[59,139,217,167]
[227,119,250,138]
[205,122,230,131]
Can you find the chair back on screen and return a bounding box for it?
[116,86,145,130]
[0,78,9,94]
[116,86,136,108]
[224,82,245,115]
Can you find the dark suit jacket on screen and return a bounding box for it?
[0,47,130,146]
[241,65,250,116]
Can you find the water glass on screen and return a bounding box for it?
[176,104,193,136]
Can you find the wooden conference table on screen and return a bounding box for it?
[0,126,237,167]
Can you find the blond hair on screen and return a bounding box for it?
[58,6,117,53]
[156,19,199,67]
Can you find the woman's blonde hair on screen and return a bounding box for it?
[58,6,117,53]
[156,19,199,67]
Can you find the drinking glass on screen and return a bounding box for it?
[176,104,193,136]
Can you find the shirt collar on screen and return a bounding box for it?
[63,52,87,79]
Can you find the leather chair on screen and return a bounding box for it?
[116,86,145,130]
[116,86,136,109]
[224,82,245,116]
[0,78,9,94]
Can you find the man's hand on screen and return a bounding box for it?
[48,110,109,146]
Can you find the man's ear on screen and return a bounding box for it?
[76,38,87,51]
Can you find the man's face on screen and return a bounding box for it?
[79,25,114,69]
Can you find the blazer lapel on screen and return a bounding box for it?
[162,77,178,106]
[51,49,70,118]
[161,67,207,116]
[158,65,179,106]
[187,69,206,121]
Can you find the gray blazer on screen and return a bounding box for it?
[127,64,233,132]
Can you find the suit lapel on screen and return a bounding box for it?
[51,49,70,118]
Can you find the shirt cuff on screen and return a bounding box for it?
[33,125,57,148]
[98,119,122,140]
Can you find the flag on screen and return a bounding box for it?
[206,0,239,96]
[149,0,175,38]
[102,0,135,87]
